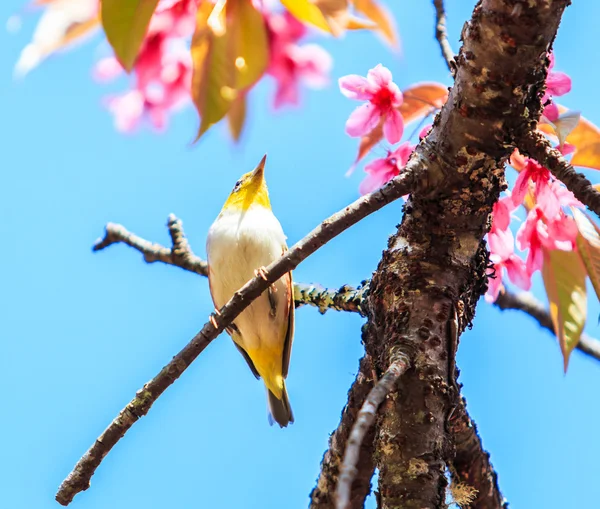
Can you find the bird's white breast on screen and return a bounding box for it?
[206,205,289,352]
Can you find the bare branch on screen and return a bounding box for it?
[335,353,410,509]
[494,290,600,362]
[520,131,600,218]
[93,215,208,275]
[56,156,428,506]
[94,217,369,315]
[310,356,376,509]
[433,0,456,75]
[449,396,507,509]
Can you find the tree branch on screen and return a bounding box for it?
[93,216,369,316]
[310,355,376,509]
[449,396,507,509]
[433,0,456,75]
[494,289,600,362]
[56,155,429,506]
[94,215,208,275]
[519,131,600,218]
[336,353,410,509]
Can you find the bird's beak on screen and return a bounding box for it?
[251,154,267,181]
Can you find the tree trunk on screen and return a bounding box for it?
[364,0,570,507]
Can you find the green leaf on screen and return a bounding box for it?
[191,2,235,140]
[228,0,269,90]
[541,248,587,372]
[572,208,600,302]
[227,93,247,142]
[101,0,160,72]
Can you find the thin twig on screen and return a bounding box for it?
[433,0,456,75]
[449,396,508,509]
[56,155,428,506]
[519,131,600,218]
[94,215,208,275]
[494,290,600,361]
[94,217,370,315]
[335,353,410,509]
[310,356,376,509]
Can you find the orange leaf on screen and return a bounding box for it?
[400,82,448,124]
[541,247,587,372]
[539,104,600,171]
[353,0,398,47]
[314,0,350,35]
[355,118,384,164]
[345,15,377,30]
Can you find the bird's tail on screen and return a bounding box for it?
[267,381,294,428]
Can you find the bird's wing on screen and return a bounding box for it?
[233,341,261,379]
[281,244,295,379]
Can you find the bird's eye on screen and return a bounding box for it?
[233,179,242,192]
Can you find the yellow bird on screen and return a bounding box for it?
[206,155,295,427]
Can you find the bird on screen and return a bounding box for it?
[206,155,295,428]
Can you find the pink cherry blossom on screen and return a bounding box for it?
[485,226,530,302]
[95,0,195,132]
[339,64,404,144]
[542,52,572,122]
[418,123,432,140]
[490,195,517,233]
[359,142,414,195]
[265,12,332,109]
[516,207,578,274]
[510,144,579,218]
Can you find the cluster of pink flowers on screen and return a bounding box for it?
[484,54,577,301]
[339,64,414,192]
[338,56,581,303]
[265,11,332,109]
[93,1,332,132]
[94,0,196,132]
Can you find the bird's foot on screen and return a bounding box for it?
[209,314,219,328]
[214,307,222,316]
[254,266,269,281]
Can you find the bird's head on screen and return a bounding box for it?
[222,154,271,213]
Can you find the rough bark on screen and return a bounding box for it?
[364,1,570,508]
[449,397,507,509]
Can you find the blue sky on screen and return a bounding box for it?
[2,1,600,508]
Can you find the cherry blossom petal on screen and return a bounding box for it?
[383,109,404,144]
[339,74,376,100]
[543,101,560,122]
[511,167,531,206]
[367,64,393,88]
[547,71,571,96]
[505,256,531,290]
[345,103,381,137]
[485,266,504,303]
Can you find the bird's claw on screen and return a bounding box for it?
[209,314,219,328]
[254,266,269,280]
